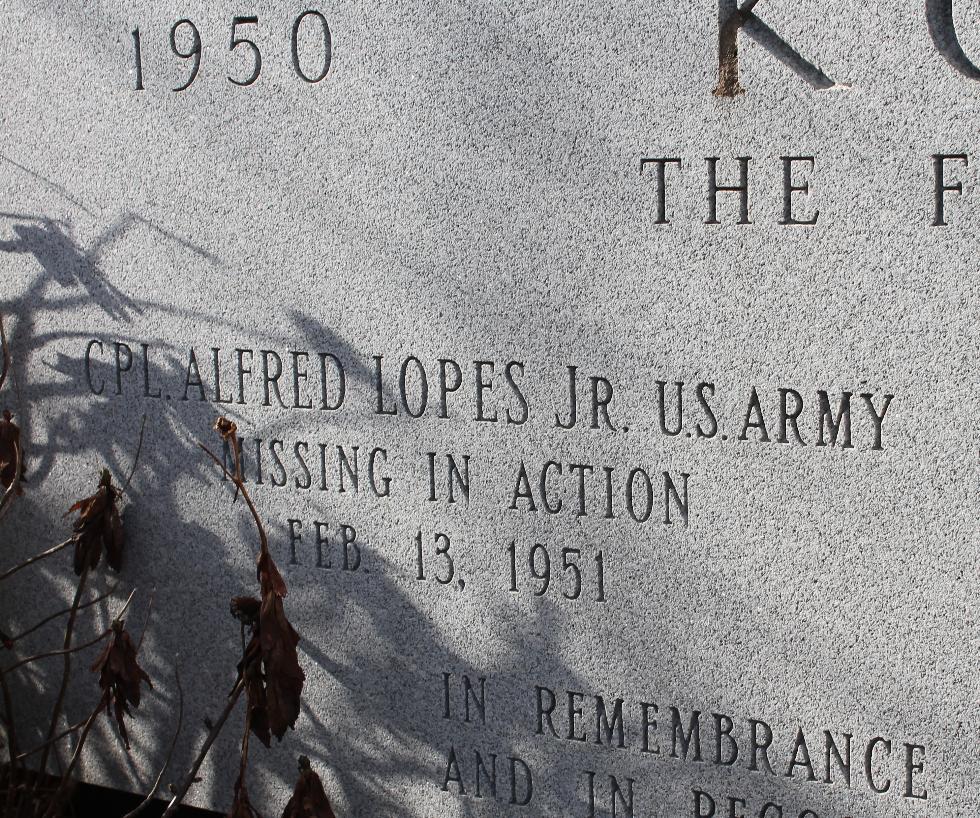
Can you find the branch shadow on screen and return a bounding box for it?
[0,137,899,818]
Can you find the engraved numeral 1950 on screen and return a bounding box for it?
[129,11,331,92]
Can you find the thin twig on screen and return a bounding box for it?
[2,671,22,818]
[238,695,252,792]
[5,588,134,675]
[41,698,104,818]
[6,583,119,646]
[1,668,24,818]
[199,443,268,555]
[0,312,9,393]
[135,589,155,653]
[121,414,147,494]
[0,429,22,523]
[0,671,21,767]
[2,629,109,676]
[121,662,184,818]
[230,433,243,502]
[113,587,139,623]
[160,677,245,818]
[35,565,89,780]
[0,538,73,584]
[14,718,87,761]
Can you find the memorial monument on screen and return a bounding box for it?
[0,2,976,816]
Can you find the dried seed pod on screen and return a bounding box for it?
[281,756,337,818]
[215,416,238,442]
[231,596,261,627]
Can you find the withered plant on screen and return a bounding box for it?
[159,417,333,818]
[0,312,152,817]
[0,308,337,818]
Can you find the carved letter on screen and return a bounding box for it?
[715,0,835,96]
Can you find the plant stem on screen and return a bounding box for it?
[5,583,118,646]
[40,699,103,818]
[198,444,268,555]
[1,671,22,766]
[0,430,23,523]
[2,629,108,676]
[121,414,147,494]
[121,662,184,818]
[0,539,73,584]
[1,671,23,818]
[35,566,89,779]
[0,312,9,393]
[13,719,86,762]
[159,677,245,818]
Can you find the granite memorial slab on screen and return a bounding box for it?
[1,1,977,817]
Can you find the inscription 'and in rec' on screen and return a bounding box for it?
[436,673,930,818]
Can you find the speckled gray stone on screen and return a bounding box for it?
[1,2,977,817]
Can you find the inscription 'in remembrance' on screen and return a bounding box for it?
[436,674,930,816]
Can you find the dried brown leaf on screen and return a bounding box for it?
[233,554,304,744]
[259,590,304,741]
[91,621,151,748]
[234,581,304,743]
[256,551,287,599]
[0,410,24,494]
[238,632,271,748]
[67,469,124,575]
